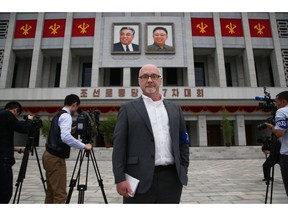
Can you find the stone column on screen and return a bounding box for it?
[241,12,257,87]
[60,12,73,88]
[29,12,44,88]
[213,12,226,87]
[0,13,16,88]
[197,115,208,147]
[235,115,246,146]
[269,12,286,87]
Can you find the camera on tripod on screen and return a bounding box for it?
[76,108,100,143]
[255,87,277,130]
[257,137,272,152]
[23,114,43,130]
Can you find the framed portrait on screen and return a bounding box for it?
[145,23,175,54]
[112,23,141,54]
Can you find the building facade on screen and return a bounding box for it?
[0,12,288,147]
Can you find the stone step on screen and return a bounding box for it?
[14,146,265,161]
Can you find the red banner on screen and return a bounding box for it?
[249,19,272,38]
[43,19,66,38]
[72,18,95,37]
[14,20,37,38]
[191,18,214,36]
[220,18,243,37]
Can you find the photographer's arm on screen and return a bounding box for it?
[59,113,91,150]
[265,123,285,138]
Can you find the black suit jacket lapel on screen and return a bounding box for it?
[132,97,153,135]
[163,100,176,141]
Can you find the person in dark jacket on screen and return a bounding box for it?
[0,101,34,203]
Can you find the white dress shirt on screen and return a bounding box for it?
[121,43,133,51]
[142,95,174,166]
[58,107,85,150]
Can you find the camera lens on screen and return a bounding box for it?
[257,123,267,130]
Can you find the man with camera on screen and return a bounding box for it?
[265,91,288,197]
[0,101,34,203]
[42,94,92,203]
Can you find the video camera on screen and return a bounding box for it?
[23,114,43,130]
[257,137,272,152]
[255,87,277,130]
[76,108,100,143]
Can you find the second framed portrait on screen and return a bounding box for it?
[146,23,175,54]
[112,23,140,54]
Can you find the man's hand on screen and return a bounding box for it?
[27,115,34,120]
[116,180,133,198]
[84,143,93,151]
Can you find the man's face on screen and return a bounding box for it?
[119,29,134,45]
[138,65,162,95]
[152,29,168,47]
[70,103,79,116]
[275,96,288,109]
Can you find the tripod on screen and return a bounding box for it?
[264,139,281,204]
[66,148,108,204]
[13,129,47,204]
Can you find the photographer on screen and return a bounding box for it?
[265,91,288,197]
[42,94,92,204]
[0,101,34,203]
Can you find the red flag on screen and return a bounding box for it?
[249,19,272,38]
[191,18,214,36]
[14,20,37,38]
[72,18,95,37]
[43,19,66,38]
[220,19,243,37]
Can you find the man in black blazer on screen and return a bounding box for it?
[0,101,34,203]
[113,27,139,52]
[112,64,190,203]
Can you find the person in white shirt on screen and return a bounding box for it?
[42,94,92,203]
[112,64,190,203]
[265,91,288,197]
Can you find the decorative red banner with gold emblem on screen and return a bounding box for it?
[220,19,243,37]
[23,105,260,115]
[72,18,95,37]
[249,19,272,38]
[14,20,37,38]
[191,18,215,36]
[43,19,66,38]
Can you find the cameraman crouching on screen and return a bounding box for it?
[0,101,34,203]
[42,94,92,204]
[265,91,288,197]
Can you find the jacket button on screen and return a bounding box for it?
[151,139,154,142]
[151,155,154,159]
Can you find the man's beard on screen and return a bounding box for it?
[144,86,157,94]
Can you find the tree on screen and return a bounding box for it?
[220,110,233,146]
[99,114,117,147]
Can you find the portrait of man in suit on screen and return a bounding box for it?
[112,25,140,53]
[146,24,175,53]
[112,64,190,203]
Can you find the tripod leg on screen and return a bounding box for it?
[77,151,90,204]
[13,139,32,204]
[270,165,275,204]
[66,150,83,204]
[90,149,108,204]
[33,146,47,192]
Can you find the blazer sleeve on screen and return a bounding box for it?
[178,106,190,169]
[112,104,128,184]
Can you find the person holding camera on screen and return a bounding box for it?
[265,91,288,197]
[42,94,92,203]
[0,101,34,203]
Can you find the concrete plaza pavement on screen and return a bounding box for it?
[8,147,288,204]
